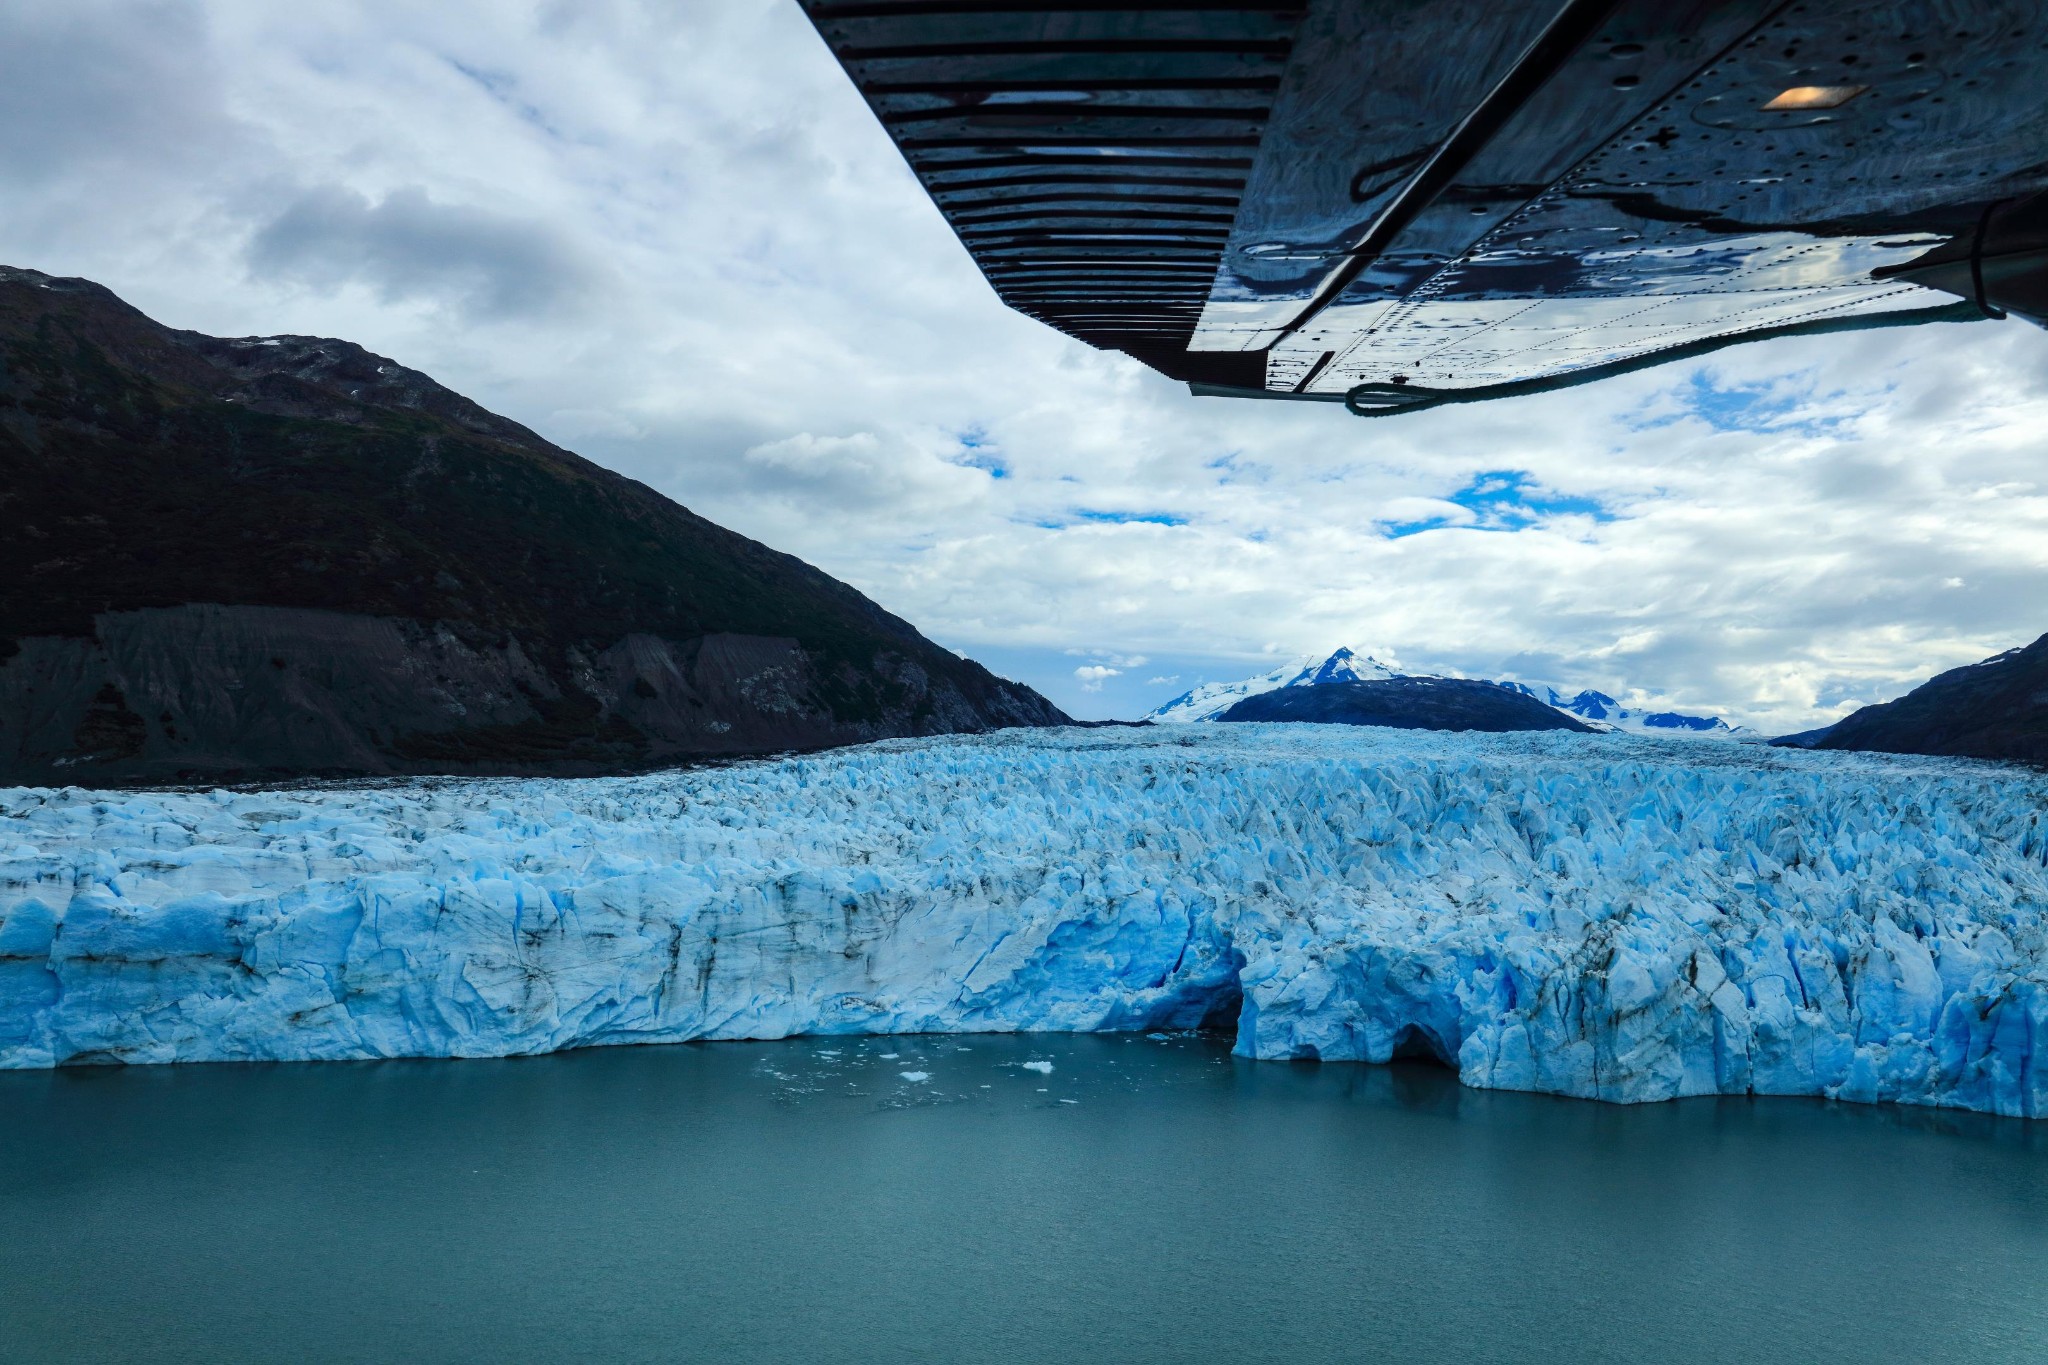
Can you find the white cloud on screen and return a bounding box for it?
[1073,666,1121,692]
[3,0,2045,728]
[1067,648,1150,669]
[248,185,602,319]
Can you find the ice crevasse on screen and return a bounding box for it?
[2,726,2045,1117]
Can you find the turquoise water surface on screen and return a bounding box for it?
[2,1033,2043,1363]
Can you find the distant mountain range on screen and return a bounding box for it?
[0,266,1066,784]
[1151,648,1745,737]
[1149,648,1403,723]
[1492,682,1748,737]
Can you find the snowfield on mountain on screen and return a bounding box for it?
[2,726,2044,1117]
[1151,647,1744,736]
[1147,648,1405,722]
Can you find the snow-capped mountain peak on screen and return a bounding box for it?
[1148,648,1403,723]
[1551,688,1619,720]
[1148,648,1746,737]
[1297,646,1403,688]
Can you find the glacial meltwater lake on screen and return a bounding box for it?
[3,1034,2044,1364]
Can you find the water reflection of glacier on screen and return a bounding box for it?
[3,727,2043,1117]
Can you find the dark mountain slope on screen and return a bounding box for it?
[1784,634,2048,763]
[0,266,1066,784]
[1216,677,1596,733]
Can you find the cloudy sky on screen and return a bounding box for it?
[5,0,2047,727]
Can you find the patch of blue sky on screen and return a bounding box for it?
[1384,470,1614,538]
[1205,452,1266,484]
[1631,371,1850,436]
[1382,512,1452,538]
[1030,509,1189,528]
[951,426,1009,478]
[1073,509,1188,526]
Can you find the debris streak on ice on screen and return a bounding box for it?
[2,726,2044,1117]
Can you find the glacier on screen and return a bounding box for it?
[2,726,2045,1117]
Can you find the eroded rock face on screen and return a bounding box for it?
[0,606,1055,783]
[0,266,1065,783]
[4,727,2043,1118]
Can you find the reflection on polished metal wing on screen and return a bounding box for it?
[802,0,2048,415]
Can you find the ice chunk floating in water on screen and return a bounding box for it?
[2,727,2045,1117]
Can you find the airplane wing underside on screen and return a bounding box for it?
[802,0,2048,413]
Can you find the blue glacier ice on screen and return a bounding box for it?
[2,726,2044,1116]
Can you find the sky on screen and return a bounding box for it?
[4,0,2047,728]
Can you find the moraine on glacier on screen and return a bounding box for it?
[2,725,2044,1118]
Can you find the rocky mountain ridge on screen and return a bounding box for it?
[1774,633,2048,763]
[0,266,1066,784]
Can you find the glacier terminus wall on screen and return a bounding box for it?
[2,727,2044,1117]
